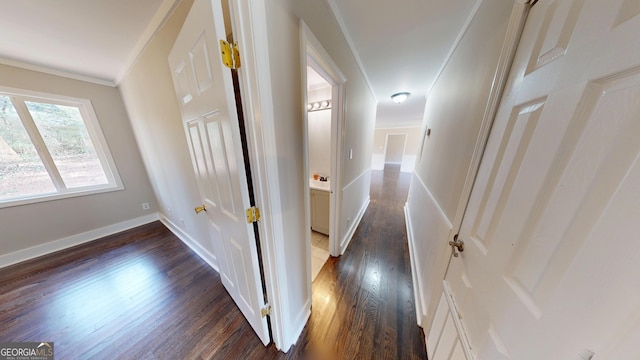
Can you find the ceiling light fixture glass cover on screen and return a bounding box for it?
[391,92,410,103]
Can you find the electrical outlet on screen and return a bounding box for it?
[179,219,185,228]
[168,208,173,217]
[142,202,150,211]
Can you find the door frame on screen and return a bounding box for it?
[300,20,346,262]
[225,0,290,350]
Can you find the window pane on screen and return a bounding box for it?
[0,96,56,199]
[25,101,108,189]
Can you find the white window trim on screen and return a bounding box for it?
[0,86,124,208]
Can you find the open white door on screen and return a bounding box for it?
[432,0,640,359]
[167,0,269,345]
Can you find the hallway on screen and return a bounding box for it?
[0,166,425,359]
[287,164,426,358]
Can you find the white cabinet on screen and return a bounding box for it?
[310,189,330,235]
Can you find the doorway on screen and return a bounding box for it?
[384,133,407,168]
[300,21,346,284]
[306,66,332,279]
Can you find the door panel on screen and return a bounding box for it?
[168,0,269,345]
[186,120,218,206]
[428,291,473,360]
[441,0,640,359]
[526,0,585,73]
[204,113,237,216]
[471,99,543,254]
[190,33,214,93]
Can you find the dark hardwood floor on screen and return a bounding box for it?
[0,165,425,359]
[292,164,425,359]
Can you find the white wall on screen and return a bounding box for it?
[307,79,332,179]
[307,109,331,179]
[372,126,421,172]
[0,63,157,267]
[308,84,331,102]
[405,0,513,331]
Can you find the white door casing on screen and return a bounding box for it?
[168,0,270,345]
[434,0,640,359]
[301,20,347,259]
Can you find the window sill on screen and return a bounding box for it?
[0,184,125,209]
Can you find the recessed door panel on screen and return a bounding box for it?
[526,0,585,73]
[174,62,193,105]
[190,32,214,93]
[204,114,237,218]
[471,100,543,253]
[186,120,218,207]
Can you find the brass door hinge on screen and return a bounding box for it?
[220,40,241,69]
[261,304,272,318]
[246,206,261,223]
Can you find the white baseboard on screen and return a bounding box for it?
[0,213,160,269]
[340,196,370,254]
[405,203,425,328]
[159,215,219,273]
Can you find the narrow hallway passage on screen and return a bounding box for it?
[287,164,427,359]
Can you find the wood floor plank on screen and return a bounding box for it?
[0,165,426,359]
[287,164,427,359]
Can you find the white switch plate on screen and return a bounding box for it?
[349,149,353,159]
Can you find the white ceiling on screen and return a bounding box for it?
[0,0,478,126]
[0,0,177,85]
[328,0,478,127]
[306,66,330,90]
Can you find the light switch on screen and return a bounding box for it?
[349,149,353,159]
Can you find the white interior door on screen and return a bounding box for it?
[432,0,640,359]
[167,0,269,345]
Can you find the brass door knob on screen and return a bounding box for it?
[194,204,207,214]
[449,234,464,257]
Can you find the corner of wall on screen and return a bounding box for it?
[0,213,160,269]
[159,214,219,272]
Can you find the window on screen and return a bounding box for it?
[0,87,122,207]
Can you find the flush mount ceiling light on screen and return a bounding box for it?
[391,92,411,103]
